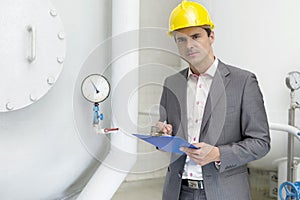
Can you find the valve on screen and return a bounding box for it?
[93,103,119,134]
[93,103,103,126]
[279,181,300,200]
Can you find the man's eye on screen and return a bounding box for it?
[177,38,185,43]
[192,35,201,40]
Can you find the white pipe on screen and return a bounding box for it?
[77,0,139,199]
[269,122,300,141]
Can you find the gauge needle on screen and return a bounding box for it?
[90,80,99,93]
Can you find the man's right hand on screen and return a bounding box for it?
[156,121,173,135]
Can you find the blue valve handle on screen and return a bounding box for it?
[93,104,104,125]
[279,181,300,200]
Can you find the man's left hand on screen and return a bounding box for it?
[180,142,220,166]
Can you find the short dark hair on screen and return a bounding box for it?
[173,26,212,42]
[203,28,212,37]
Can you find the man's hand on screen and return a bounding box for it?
[180,142,220,166]
[156,121,172,135]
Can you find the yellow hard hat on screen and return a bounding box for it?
[168,1,214,35]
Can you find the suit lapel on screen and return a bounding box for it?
[200,61,230,144]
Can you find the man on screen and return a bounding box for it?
[156,1,270,199]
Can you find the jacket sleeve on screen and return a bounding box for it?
[218,73,271,173]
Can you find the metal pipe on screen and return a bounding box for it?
[287,108,295,182]
[76,0,139,199]
[269,123,300,141]
[286,90,299,183]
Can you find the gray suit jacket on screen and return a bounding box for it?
[160,60,270,200]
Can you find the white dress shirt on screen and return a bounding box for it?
[182,59,218,180]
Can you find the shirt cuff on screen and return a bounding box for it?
[214,161,221,170]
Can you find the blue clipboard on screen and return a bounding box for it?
[133,134,199,154]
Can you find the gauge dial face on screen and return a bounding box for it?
[81,74,110,103]
[286,71,300,91]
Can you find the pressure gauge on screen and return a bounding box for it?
[286,71,300,91]
[81,74,110,103]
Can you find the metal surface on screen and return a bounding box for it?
[0,0,112,199]
[0,0,66,112]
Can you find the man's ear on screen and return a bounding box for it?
[209,31,215,44]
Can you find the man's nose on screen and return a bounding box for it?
[186,38,196,49]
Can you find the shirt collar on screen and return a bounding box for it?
[188,58,218,78]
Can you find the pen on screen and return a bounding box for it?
[162,120,172,136]
[163,120,167,128]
